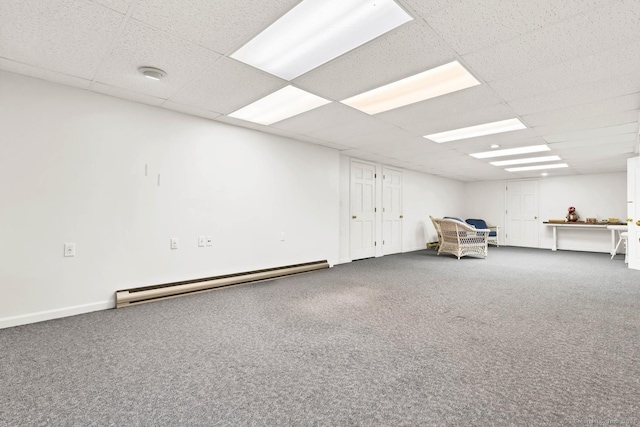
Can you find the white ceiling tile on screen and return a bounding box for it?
[0,59,91,90]
[376,85,503,127]
[272,103,367,135]
[130,0,299,55]
[461,1,640,81]
[426,0,611,55]
[161,101,222,121]
[93,0,131,14]
[399,0,463,19]
[94,20,221,99]
[508,72,640,115]
[533,110,639,137]
[543,123,638,143]
[489,42,640,101]
[307,115,397,143]
[399,103,517,136]
[293,20,453,100]
[338,128,420,149]
[170,57,286,115]
[548,132,636,149]
[522,94,640,127]
[90,82,165,106]
[0,0,123,79]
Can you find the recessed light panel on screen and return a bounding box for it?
[340,61,480,115]
[228,86,331,125]
[506,163,568,172]
[231,0,413,80]
[490,155,561,166]
[470,145,550,159]
[424,118,527,143]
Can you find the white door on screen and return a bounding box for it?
[350,160,377,260]
[627,157,640,270]
[505,179,540,247]
[382,167,403,255]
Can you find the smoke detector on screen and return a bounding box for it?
[138,66,166,81]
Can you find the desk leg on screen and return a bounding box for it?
[552,226,557,251]
[611,229,617,256]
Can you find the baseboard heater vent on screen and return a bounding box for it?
[115,260,329,308]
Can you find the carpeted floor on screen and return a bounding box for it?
[1,247,639,426]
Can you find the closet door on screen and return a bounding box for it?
[350,160,377,260]
[505,179,539,247]
[382,167,402,255]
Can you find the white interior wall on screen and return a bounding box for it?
[464,173,627,252]
[0,72,340,328]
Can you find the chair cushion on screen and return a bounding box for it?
[466,218,488,229]
[444,216,465,223]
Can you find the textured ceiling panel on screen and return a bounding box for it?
[293,20,453,100]
[94,20,221,99]
[130,0,299,55]
[90,82,164,107]
[489,42,640,102]
[272,103,368,135]
[93,0,131,14]
[0,59,91,90]
[522,94,640,127]
[3,0,639,182]
[162,101,222,121]
[399,103,518,136]
[376,85,503,128]
[307,115,398,143]
[169,57,287,115]
[508,72,640,116]
[534,111,639,138]
[544,123,638,143]
[426,0,610,55]
[461,1,640,82]
[0,0,123,79]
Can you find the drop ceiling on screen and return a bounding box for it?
[1,0,639,182]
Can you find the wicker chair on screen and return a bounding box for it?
[465,218,500,246]
[434,218,490,259]
[429,215,443,250]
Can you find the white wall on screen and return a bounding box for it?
[464,173,627,251]
[0,71,340,328]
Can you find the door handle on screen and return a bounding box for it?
[352,215,357,219]
[534,216,538,220]
[636,220,640,227]
[399,215,403,219]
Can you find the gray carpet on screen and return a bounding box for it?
[1,247,639,426]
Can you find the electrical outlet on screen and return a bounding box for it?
[170,238,179,250]
[280,232,285,241]
[64,243,75,257]
[198,236,206,247]
[206,236,213,246]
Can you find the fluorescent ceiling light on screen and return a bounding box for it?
[228,86,331,125]
[470,144,550,159]
[340,61,480,115]
[231,0,413,80]
[490,155,561,166]
[425,118,527,143]
[506,163,568,172]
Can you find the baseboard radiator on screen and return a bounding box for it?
[115,260,329,308]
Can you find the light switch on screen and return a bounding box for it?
[206,236,213,246]
[170,238,179,250]
[198,236,206,247]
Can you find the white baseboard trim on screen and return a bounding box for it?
[0,301,113,329]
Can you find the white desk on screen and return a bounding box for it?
[544,222,627,254]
